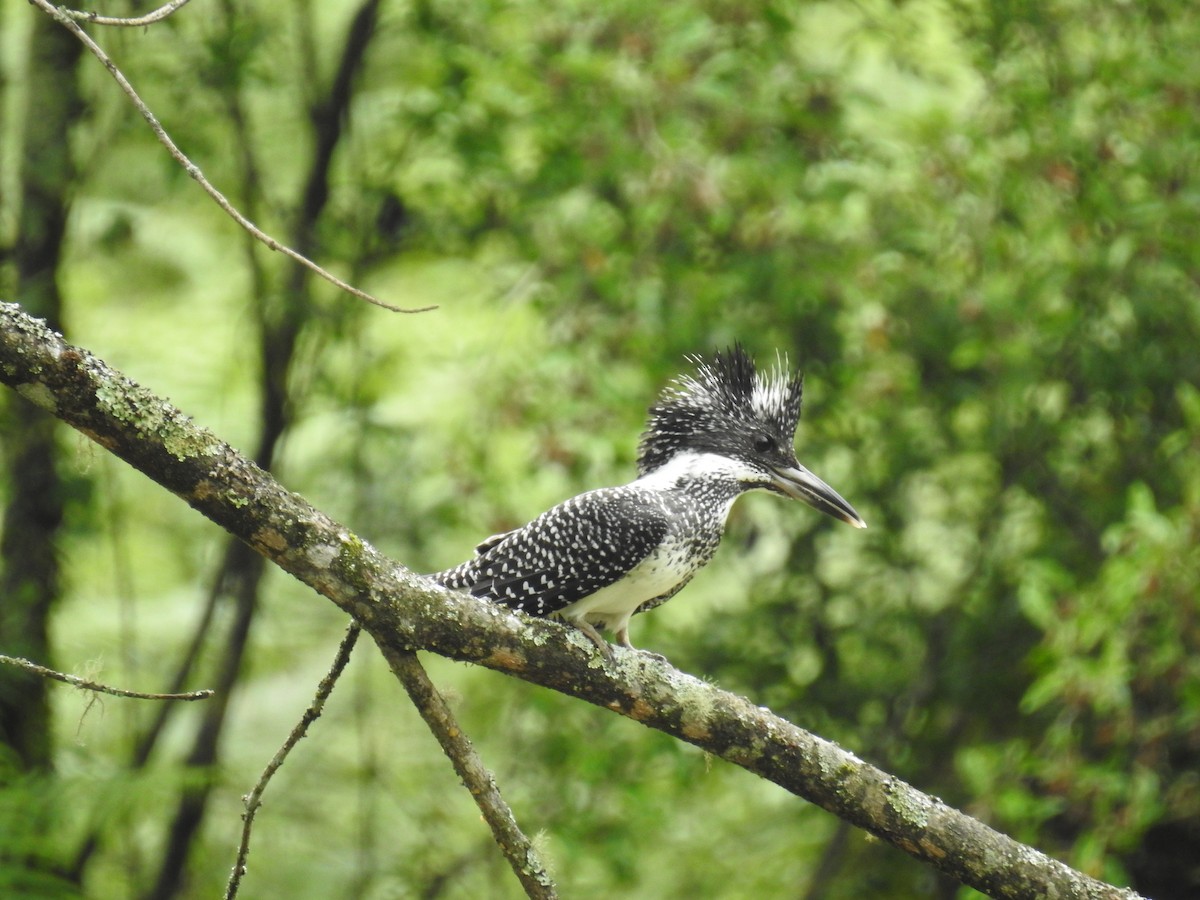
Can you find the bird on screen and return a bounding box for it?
[430,345,866,657]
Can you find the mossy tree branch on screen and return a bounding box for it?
[0,301,1141,900]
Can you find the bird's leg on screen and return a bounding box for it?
[570,619,614,661]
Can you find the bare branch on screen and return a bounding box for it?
[55,0,193,27]
[226,624,361,900]
[0,302,1143,900]
[0,653,213,701]
[27,0,434,315]
[380,644,558,899]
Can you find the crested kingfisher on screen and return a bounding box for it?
[431,345,866,656]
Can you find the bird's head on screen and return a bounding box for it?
[637,345,866,529]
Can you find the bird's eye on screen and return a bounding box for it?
[753,434,775,454]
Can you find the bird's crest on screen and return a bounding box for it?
[637,344,804,475]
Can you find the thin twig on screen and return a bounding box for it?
[28,0,434,315]
[0,654,213,701]
[225,623,361,900]
[56,0,193,27]
[379,644,558,900]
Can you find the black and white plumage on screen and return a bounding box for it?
[431,345,866,655]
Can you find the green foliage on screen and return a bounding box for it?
[2,0,1198,895]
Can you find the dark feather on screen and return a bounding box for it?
[637,343,803,475]
[434,487,671,616]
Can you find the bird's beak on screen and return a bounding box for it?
[769,464,867,529]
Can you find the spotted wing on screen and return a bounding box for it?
[432,487,670,617]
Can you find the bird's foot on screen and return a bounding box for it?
[616,628,667,664]
[571,619,614,661]
[566,621,668,665]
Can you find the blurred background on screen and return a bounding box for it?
[2,0,1198,896]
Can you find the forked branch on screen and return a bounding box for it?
[0,302,1140,900]
[381,645,557,899]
